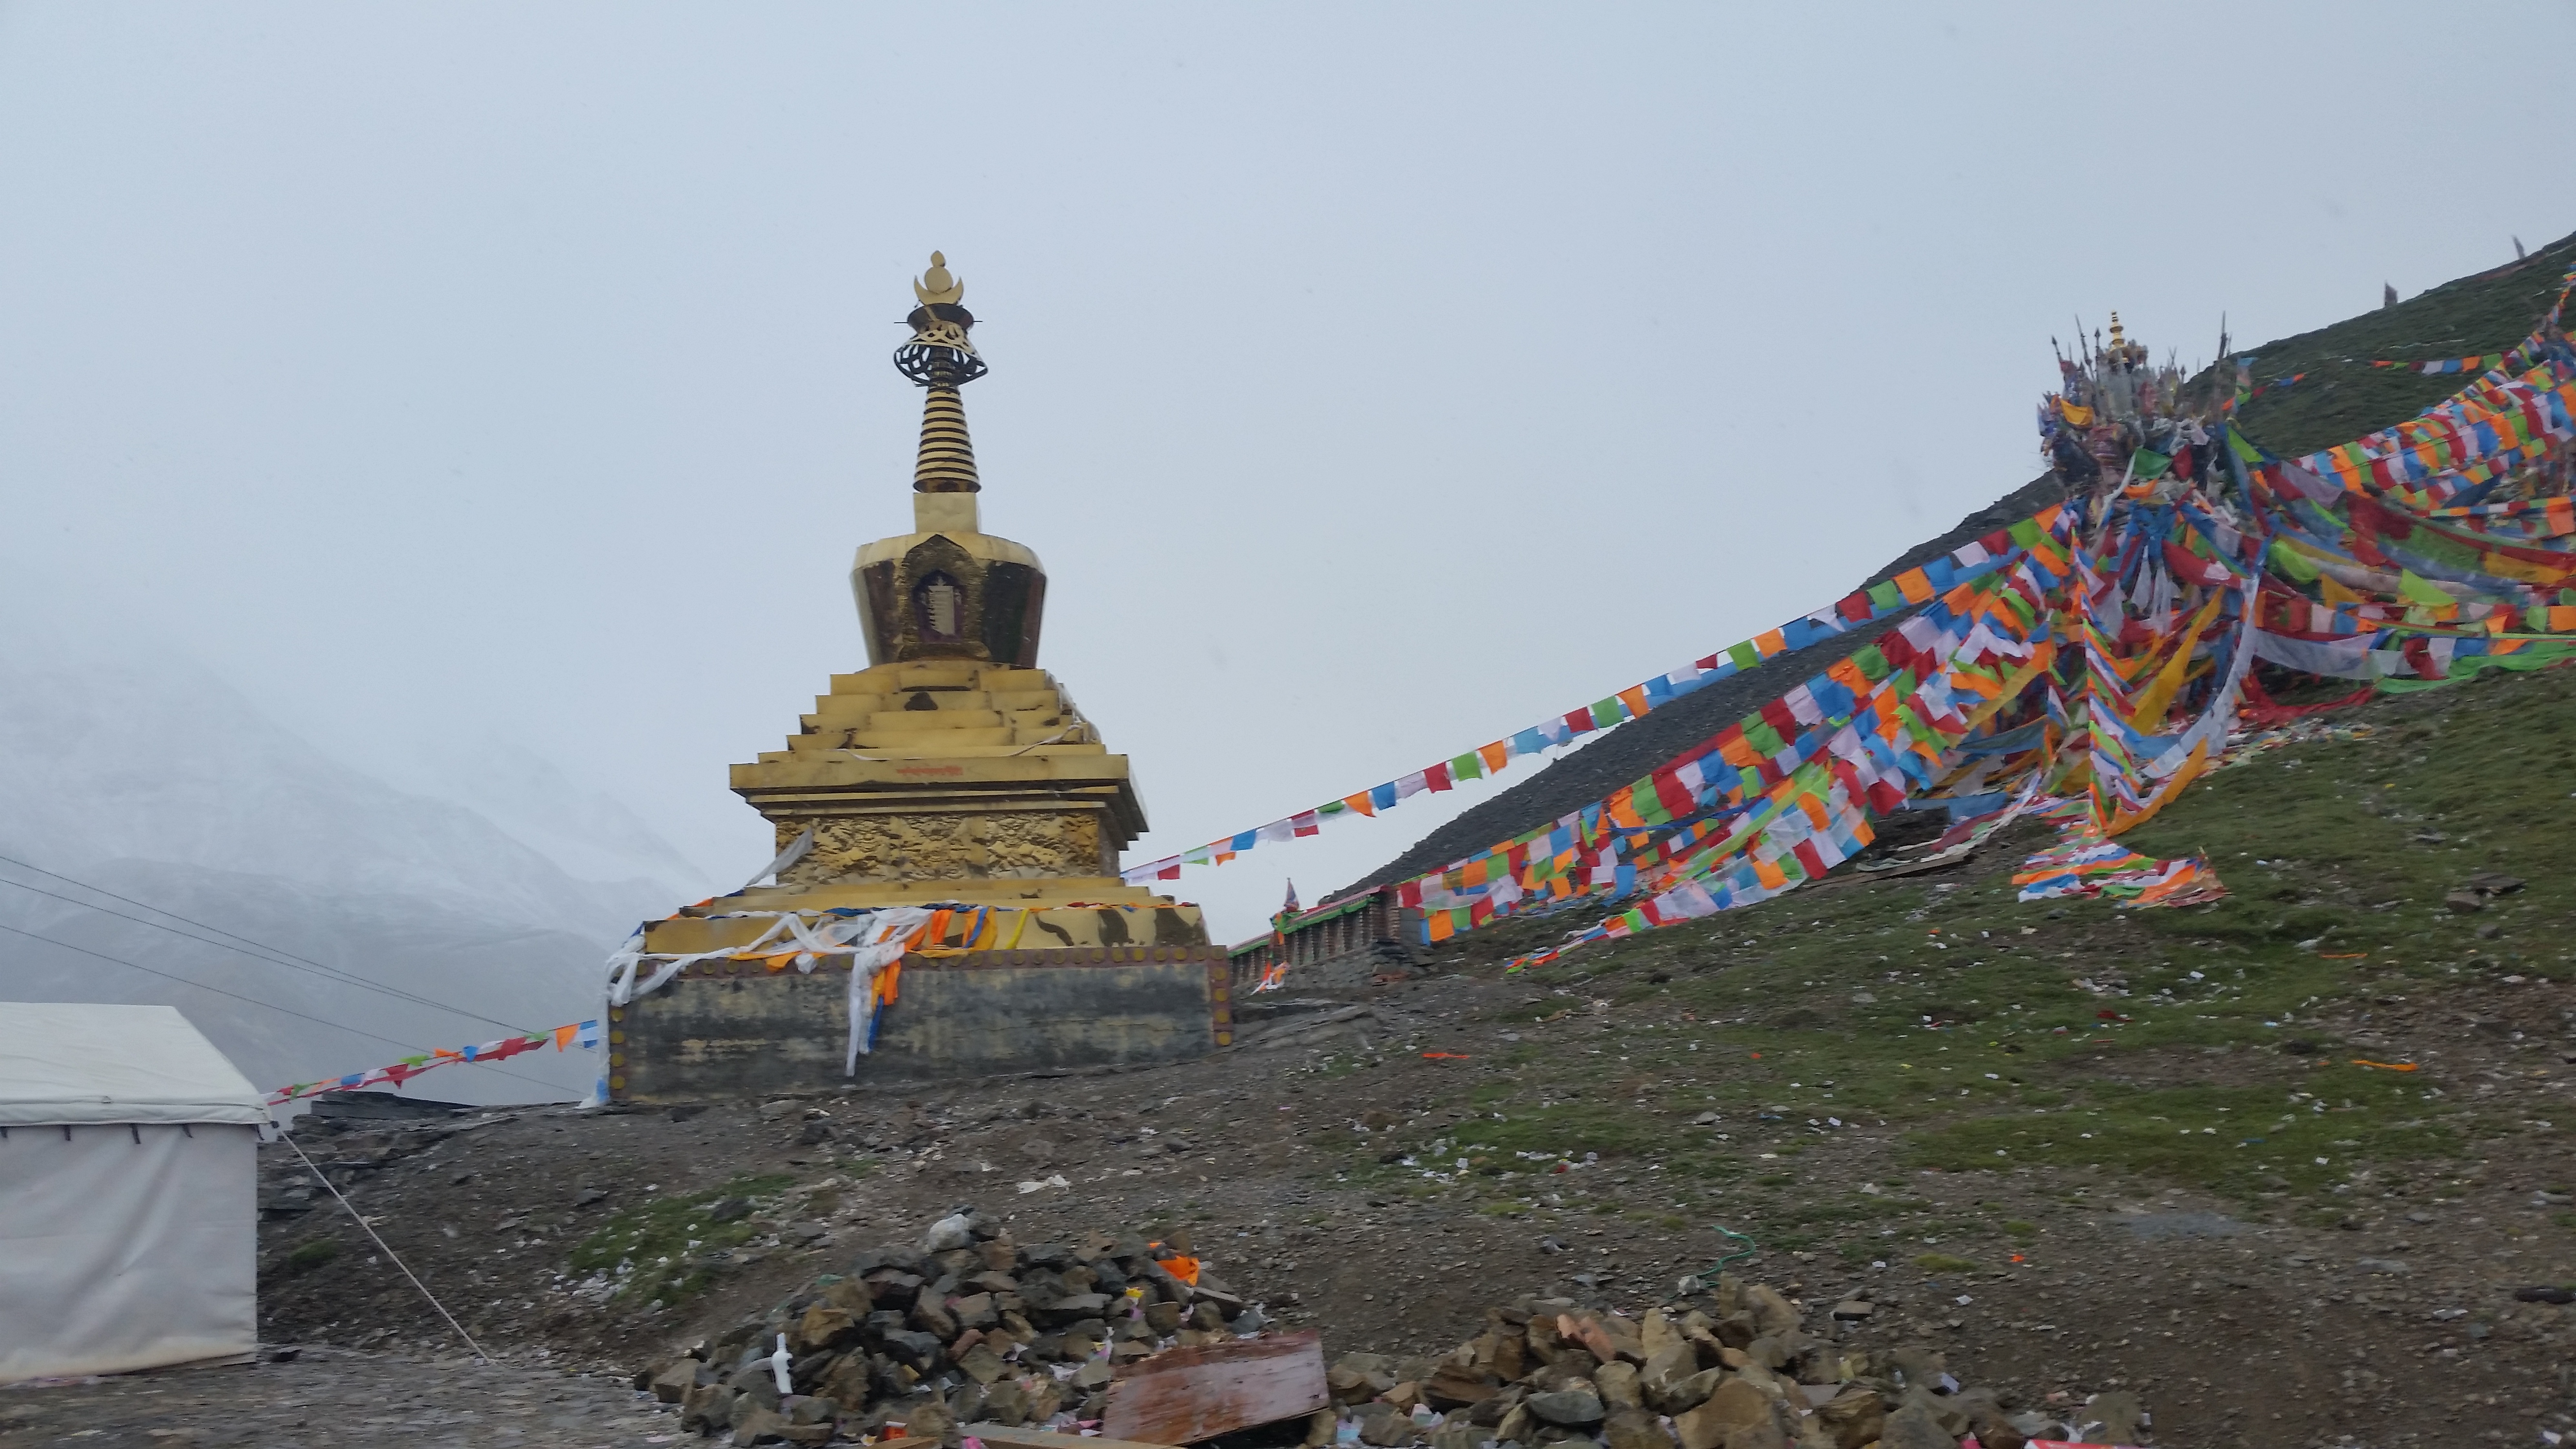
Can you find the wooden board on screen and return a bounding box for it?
[1098,1332,1329,1446]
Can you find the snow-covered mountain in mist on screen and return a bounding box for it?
[0,622,709,1105]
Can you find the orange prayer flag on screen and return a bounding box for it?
[1341,791,1377,818]
[1478,741,1512,774]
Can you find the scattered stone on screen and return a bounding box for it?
[1356,1401,1419,1446]
[574,1187,609,1208]
[1877,1401,1955,1449]
[1603,1405,1677,1449]
[1816,1386,1884,1449]
[1524,1388,1605,1426]
[1674,1377,1771,1449]
[2515,1286,2576,1304]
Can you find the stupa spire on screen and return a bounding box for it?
[895,251,987,494]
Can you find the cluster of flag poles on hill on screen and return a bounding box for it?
[1179,274,2576,977]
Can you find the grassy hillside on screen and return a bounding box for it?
[2227,228,2576,458]
[1380,661,2575,1326]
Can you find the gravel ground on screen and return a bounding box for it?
[0,1347,682,1449]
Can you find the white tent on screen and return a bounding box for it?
[0,1002,267,1383]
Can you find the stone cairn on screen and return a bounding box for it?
[640,1208,2146,1449]
[1316,1287,2143,1449]
[644,1208,1268,1446]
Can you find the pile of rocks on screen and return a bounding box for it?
[1318,1280,2145,1449]
[642,1208,1266,1446]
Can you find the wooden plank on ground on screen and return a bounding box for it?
[962,1426,1176,1449]
[1099,1332,1329,1445]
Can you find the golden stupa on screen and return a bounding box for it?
[608,255,1223,1101]
[720,252,1188,917]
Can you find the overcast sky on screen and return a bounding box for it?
[4,2,2573,946]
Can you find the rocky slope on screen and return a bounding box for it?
[245,663,2576,1446]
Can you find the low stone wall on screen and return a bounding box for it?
[1230,939,1417,997]
[611,947,1231,1101]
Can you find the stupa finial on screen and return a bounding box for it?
[894,250,986,493]
[912,251,965,307]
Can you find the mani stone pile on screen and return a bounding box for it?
[1321,1283,2144,1449]
[642,1209,1267,1447]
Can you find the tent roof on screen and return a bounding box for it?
[0,1003,266,1127]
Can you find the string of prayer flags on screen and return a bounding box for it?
[2372,353,2507,375]
[1119,509,2065,885]
[267,1020,601,1106]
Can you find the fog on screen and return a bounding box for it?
[3,2,2570,1099]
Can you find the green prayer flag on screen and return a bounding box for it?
[2267,538,2320,582]
[1726,641,1760,671]
[2398,569,2454,607]
[1449,752,1483,782]
[2129,449,2172,481]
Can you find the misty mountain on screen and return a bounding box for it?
[0,622,706,1105]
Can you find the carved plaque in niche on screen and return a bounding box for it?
[777,811,1098,886]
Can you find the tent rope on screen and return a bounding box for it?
[281,1130,488,1363]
